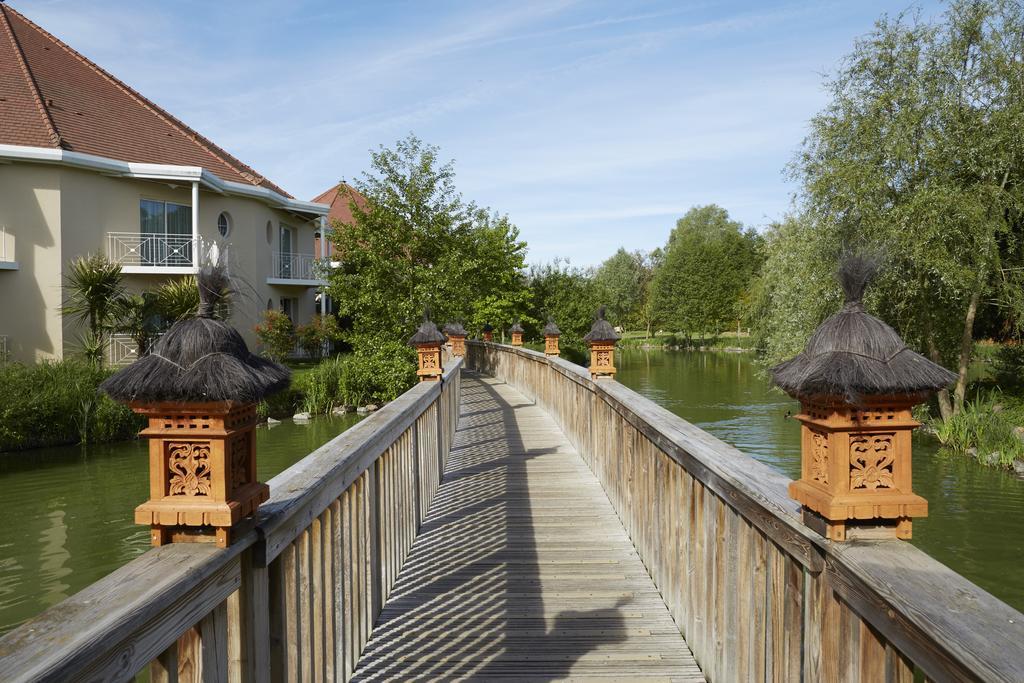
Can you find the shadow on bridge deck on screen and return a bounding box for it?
[351,372,703,682]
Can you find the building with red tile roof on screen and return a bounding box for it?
[311,182,368,258]
[0,2,332,363]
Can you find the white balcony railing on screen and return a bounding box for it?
[107,333,166,367]
[107,232,197,269]
[271,251,323,281]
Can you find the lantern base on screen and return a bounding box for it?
[792,476,924,541]
[136,481,269,548]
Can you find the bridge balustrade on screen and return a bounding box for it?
[466,341,1024,683]
[0,359,462,683]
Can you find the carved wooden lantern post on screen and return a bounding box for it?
[100,264,288,548]
[584,307,620,380]
[410,310,446,382]
[444,322,467,357]
[770,256,955,541]
[509,322,524,347]
[543,317,561,357]
[482,324,494,342]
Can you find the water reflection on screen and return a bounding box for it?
[616,349,1024,612]
[0,413,361,634]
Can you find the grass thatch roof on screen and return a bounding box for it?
[443,321,468,337]
[482,323,494,333]
[409,310,446,346]
[770,255,956,403]
[101,263,290,403]
[583,307,620,343]
[543,317,561,336]
[509,322,524,334]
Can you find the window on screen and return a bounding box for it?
[217,212,232,238]
[280,296,298,322]
[140,199,191,265]
[279,223,293,278]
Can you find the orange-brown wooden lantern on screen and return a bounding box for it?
[444,322,468,357]
[132,401,268,548]
[99,262,289,549]
[584,307,620,380]
[482,324,494,342]
[543,317,561,357]
[410,310,446,382]
[509,322,524,347]
[771,256,955,541]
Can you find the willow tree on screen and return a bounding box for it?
[790,0,1024,419]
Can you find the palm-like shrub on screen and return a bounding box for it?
[62,255,125,364]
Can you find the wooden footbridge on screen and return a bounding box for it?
[2,343,1024,681]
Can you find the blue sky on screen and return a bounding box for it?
[17,0,943,265]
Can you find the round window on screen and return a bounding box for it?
[217,212,231,238]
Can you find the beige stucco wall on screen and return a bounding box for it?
[0,163,63,363]
[0,160,323,364]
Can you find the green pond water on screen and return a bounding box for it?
[0,413,362,635]
[615,349,1024,612]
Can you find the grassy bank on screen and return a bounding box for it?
[0,360,144,452]
[618,329,755,351]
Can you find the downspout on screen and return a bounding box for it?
[320,216,330,314]
[191,181,200,267]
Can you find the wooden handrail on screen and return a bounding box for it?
[0,357,463,683]
[466,341,1024,683]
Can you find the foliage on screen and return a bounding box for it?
[525,258,602,352]
[337,342,418,407]
[650,205,762,340]
[254,310,295,361]
[112,292,162,356]
[0,360,143,452]
[929,390,1024,467]
[297,355,348,414]
[296,315,343,360]
[593,248,657,333]
[992,343,1024,391]
[61,255,125,365]
[327,134,529,349]
[782,0,1024,417]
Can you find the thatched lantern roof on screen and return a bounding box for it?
[409,310,446,346]
[481,324,494,333]
[770,256,955,404]
[443,321,467,337]
[101,265,290,404]
[509,322,524,334]
[543,317,561,336]
[583,307,620,343]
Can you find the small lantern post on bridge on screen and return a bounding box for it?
[100,261,288,548]
[584,307,620,380]
[410,309,446,382]
[481,324,494,342]
[770,255,956,541]
[543,316,561,357]
[444,321,467,357]
[509,322,524,347]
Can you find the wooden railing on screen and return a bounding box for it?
[0,358,462,683]
[466,342,1024,683]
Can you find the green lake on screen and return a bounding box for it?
[616,349,1024,612]
[2,351,1022,636]
[0,413,362,635]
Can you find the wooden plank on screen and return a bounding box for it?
[199,601,229,683]
[350,373,702,682]
[150,641,178,683]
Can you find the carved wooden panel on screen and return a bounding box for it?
[849,433,895,490]
[167,442,212,496]
[809,429,829,485]
[230,434,249,489]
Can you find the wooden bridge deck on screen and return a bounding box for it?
[352,372,704,682]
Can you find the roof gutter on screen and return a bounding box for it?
[0,144,329,218]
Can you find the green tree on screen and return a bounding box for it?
[650,205,761,342]
[61,255,125,366]
[526,259,602,350]
[593,248,656,333]
[785,0,1024,419]
[327,134,529,347]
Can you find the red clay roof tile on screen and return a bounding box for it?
[0,3,292,197]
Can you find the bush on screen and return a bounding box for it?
[295,315,342,360]
[0,360,143,451]
[930,390,1024,468]
[339,342,417,407]
[254,310,295,361]
[297,355,348,414]
[993,343,1024,391]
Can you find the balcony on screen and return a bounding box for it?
[107,232,198,274]
[268,251,325,286]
